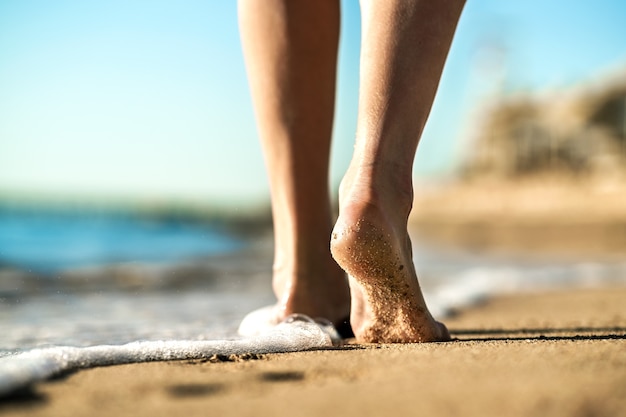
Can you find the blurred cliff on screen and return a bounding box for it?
[461,68,626,181]
[411,67,626,259]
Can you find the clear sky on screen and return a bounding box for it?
[1,0,625,208]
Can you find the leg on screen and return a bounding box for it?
[238,0,350,324]
[331,0,465,342]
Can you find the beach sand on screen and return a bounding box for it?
[412,177,626,224]
[3,286,625,417]
[410,178,626,260]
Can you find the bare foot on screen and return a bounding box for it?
[271,257,351,330]
[330,169,449,343]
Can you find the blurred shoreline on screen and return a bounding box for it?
[3,172,625,300]
[0,203,273,301]
[3,178,626,352]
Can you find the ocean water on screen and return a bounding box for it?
[0,208,244,274]
[2,208,626,357]
[0,208,272,352]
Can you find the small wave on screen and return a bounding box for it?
[424,261,626,318]
[0,317,337,398]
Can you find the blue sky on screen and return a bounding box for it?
[1,0,625,208]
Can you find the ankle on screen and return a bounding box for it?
[339,162,414,218]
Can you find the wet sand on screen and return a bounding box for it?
[3,286,625,417]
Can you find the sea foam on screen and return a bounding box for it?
[0,316,338,398]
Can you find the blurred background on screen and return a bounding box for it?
[1,1,625,350]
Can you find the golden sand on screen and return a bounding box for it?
[3,287,625,417]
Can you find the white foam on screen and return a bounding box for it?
[0,317,337,398]
[238,305,281,337]
[424,262,626,319]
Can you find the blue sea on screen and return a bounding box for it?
[1,207,625,357]
[0,208,244,274]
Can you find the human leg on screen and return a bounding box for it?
[331,0,465,342]
[238,0,350,325]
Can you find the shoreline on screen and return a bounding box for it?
[3,286,625,417]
